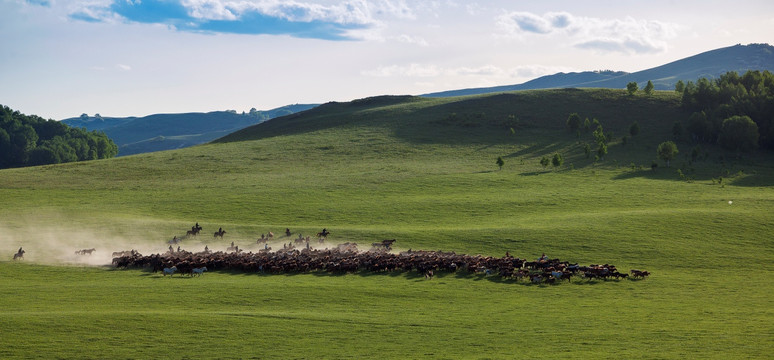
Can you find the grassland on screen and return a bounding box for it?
[0,89,772,359]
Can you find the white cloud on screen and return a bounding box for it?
[362,63,575,81]
[116,64,132,71]
[182,0,238,21]
[496,11,679,54]
[362,63,441,77]
[209,0,416,25]
[393,34,428,46]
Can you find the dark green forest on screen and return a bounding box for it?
[0,105,117,169]
[678,70,774,150]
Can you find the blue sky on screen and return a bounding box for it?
[1,0,773,119]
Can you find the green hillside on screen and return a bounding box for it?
[1,89,772,359]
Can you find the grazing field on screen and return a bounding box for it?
[1,89,773,358]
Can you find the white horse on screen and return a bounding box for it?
[191,267,208,276]
[162,266,178,276]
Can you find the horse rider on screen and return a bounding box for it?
[168,245,174,253]
[204,245,209,252]
[285,228,291,237]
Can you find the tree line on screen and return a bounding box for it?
[676,70,774,151]
[0,105,118,169]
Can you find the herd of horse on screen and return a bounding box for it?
[111,240,650,284]
[10,223,650,283]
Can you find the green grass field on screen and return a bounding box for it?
[1,89,772,359]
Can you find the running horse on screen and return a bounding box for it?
[187,223,203,236]
[75,248,96,255]
[214,228,226,238]
[13,247,25,260]
[376,239,397,250]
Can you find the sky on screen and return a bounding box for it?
[1,0,773,120]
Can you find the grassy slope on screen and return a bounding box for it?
[0,89,772,359]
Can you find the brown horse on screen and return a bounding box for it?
[630,269,650,279]
[75,248,96,255]
[13,249,25,260]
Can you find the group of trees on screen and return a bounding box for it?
[0,105,117,169]
[677,70,774,151]
[627,81,654,96]
[567,113,610,161]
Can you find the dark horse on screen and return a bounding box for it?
[187,223,203,236]
[316,229,331,238]
[13,248,25,260]
[214,228,226,238]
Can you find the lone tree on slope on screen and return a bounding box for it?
[566,113,581,133]
[657,141,679,167]
[552,153,563,168]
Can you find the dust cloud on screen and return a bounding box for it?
[0,214,361,266]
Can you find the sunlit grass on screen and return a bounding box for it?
[0,89,772,358]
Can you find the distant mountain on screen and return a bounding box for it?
[423,43,774,97]
[62,104,318,156]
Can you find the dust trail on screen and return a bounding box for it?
[0,213,198,266]
[0,214,365,265]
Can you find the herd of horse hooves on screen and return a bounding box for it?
[111,244,651,284]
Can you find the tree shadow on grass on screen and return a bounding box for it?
[612,169,676,181]
[519,170,550,176]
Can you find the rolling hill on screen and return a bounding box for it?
[57,44,772,158]
[1,89,772,358]
[424,43,774,97]
[62,103,318,156]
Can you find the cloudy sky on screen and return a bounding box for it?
[1,0,772,119]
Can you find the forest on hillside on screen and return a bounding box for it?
[0,105,117,169]
[677,70,774,151]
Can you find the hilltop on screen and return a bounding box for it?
[424,43,774,97]
[218,89,685,152]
